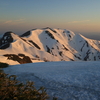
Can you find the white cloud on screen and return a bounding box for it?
[4,19,25,24]
[68,20,90,23]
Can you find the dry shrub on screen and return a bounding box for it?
[0,62,9,68]
[0,70,48,100]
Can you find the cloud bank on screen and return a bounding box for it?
[68,20,90,23]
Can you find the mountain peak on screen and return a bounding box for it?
[4,31,14,34]
[0,28,100,65]
[21,31,31,37]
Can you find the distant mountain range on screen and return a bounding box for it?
[0,27,100,65]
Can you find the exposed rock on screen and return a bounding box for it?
[3,54,32,64]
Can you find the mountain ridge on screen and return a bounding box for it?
[0,27,100,65]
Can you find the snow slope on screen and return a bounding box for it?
[0,28,100,65]
[3,61,100,100]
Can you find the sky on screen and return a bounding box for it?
[0,0,100,40]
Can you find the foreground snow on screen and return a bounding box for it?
[3,61,100,100]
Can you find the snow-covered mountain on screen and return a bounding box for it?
[0,27,100,65]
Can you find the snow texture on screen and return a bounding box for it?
[3,61,100,100]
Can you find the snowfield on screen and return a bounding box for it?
[3,61,100,100]
[0,28,100,65]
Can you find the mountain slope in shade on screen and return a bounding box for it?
[0,27,100,65]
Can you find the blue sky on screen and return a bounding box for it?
[0,0,100,40]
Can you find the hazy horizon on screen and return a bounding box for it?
[0,0,100,40]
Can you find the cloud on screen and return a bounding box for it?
[5,20,12,24]
[4,19,25,24]
[68,20,90,24]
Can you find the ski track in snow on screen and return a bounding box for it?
[3,61,100,100]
